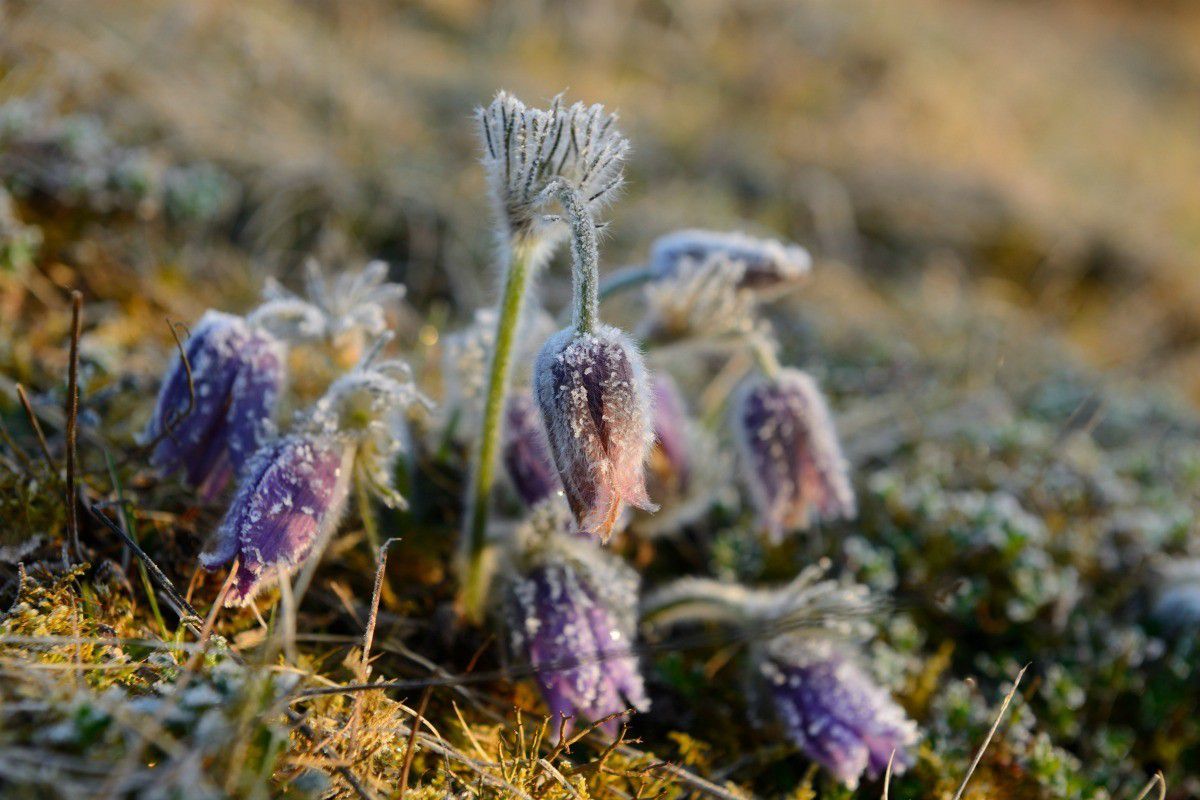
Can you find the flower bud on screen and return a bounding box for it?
[732,368,855,541]
[502,392,560,507]
[650,229,811,292]
[146,310,286,501]
[534,325,657,540]
[502,508,648,736]
[760,637,917,789]
[648,376,691,495]
[201,432,354,606]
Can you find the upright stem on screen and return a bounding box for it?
[747,330,782,379]
[459,238,537,621]
[557,185,600,335]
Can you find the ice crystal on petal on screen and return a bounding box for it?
[477,92,628,237]
[146,310,286,501]
[732,368,855,542]
[534,325,657,540]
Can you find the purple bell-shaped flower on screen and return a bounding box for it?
[502,391,561,507]
[761,637,917,789]
[145,311,286,502]
[731,368,855,542]
[534,326,657,540]
[501,501,649,736]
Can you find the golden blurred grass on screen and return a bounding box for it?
[4,0,1200,390]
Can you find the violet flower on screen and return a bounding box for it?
[502,501,649,735]
[202,358,424,605]
[534,325,657,540]
[502,391,561,507]
[761,637,917,789]
[145,310,286,502]
[731,368,855,542]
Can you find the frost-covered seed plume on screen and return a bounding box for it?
[638,254,760,344]
[732,368,855,542]
[201,357,425,606]
[478,92,629,240]
[145,310,286,502]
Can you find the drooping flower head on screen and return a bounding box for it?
[731,368,855,542]
[500,499,649,736]
[642,567,915,789]
[145,310,286,502]
[761,636,918,788]
[202,356,425,606]
[534,325,657,540]
[650,229,812,292]
[502,391,561,507]
[633,374,733,538]
[477,92,628,243]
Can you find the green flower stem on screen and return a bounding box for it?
[459,239,537,621]
[557,184,600,334]
[356,477,381,560]
[747,330,782,379]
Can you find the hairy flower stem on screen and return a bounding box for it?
[558,184,600,335]
[748,331,782,378]
[460,239,538,621]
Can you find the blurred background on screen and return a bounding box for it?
[3,0,1199,388]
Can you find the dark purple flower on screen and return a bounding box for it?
[505,545,648,736]
[534,325,657,540]
[146,310,286,501]
[201,433,354,606]
[732,368,854,542]
[503,392,561,507]
[650,229,811,291]
[760,638,917,789]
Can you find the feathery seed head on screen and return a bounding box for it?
[650,229,812,292]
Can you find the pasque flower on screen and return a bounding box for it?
[642,568,916,789]
[502,391,561,507]
[650,229,811,292]
[732,367,855,542]
[501,500,649,735]
[201,357,423,606]
[145,310,286,502]
[761,637,918,788]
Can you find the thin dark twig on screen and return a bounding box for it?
[65,290,83,558]
[397,686,434,800]
[15,383,55,470]
[124,318,196,462]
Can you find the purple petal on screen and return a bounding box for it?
[503,392,561,506]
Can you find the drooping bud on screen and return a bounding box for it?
[502,392,560,507]
[534,325,657,540]
[650,229,812,292]
[200,433,354,605]
[501,501,649,736]
[145,310,286,501]
[760,637,918,789]
[731,368,855,542]
[648,376,691,496]
[202,358,425,605]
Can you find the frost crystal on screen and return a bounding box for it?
[534,325,657,540]
[761,637,918,789]
[732,368,855,542]
[501,508,648,736]
[477,92,628,237]
[502,392,561,507]
[146,310,286,501]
